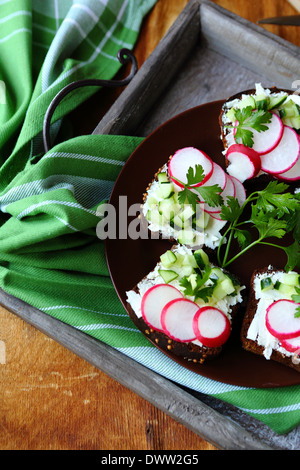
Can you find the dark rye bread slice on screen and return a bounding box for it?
[126,264,244,365]
[241,267,300,373]
[219,86,299,191]
[141,160,222,261]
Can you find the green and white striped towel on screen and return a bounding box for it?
[0,0,300,436]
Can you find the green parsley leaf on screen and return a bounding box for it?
[233,106,272,148]
[283,241,300,271]
[186,164,205,186]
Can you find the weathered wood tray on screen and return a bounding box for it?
[2,0,300,450]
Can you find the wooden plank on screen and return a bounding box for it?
[92,0,200,136]
[200,0,300,88]
[0,287,273,450]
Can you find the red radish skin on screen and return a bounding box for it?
[229,175,247,207]
[281,336,300,353]
[233,112,283,155]
[266,300,300,340]
[193,307,231,348]
[141,284,183,333]
[160,298,199,342]
[193,163,227,205]
[276,151,300,181]
[226,144,261,182]
[260,126,300,175]
[168,147,213,188]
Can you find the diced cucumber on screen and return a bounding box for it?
[174,253,185,267]
[160,250,177,268]
[173,214,185,229]
[277,283,296,298]
[268,94,287,110]
[177,230,196,245]
[146,210,165,226]
[279,100,299,118]
[255,94,269,110]
[213,278,235,300]
[260,277,273,291]
[290,116,300,130]
[158,182,174,199]
[226,108,237,123]
[157,172,169,183]
[178,205,195,222]
[193,249,210,269]
[158,198,178,220]
[210,267,227,282]
[158,269,179,284]
[146,196,159,208]
[181,265,194,276]
[281,273,299,286]
[193,211,210,230]
[237,96,256,110]
[182,253,198,269]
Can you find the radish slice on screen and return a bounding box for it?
[276,152,300,181]
[141,284,183,333]
[193,307,231,348]
[204,173,235,214]
[226,144,261,182]
[234,112,283,155]
[229,175,247,207]
[195,162,227,203]
[161,298,199,342]
[260,126,300,175]
[266,300,300,340]
[168,147,213,188]
[281,336,300,353]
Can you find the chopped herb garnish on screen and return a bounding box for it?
[225,106,272,147]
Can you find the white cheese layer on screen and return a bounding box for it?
[142,168,227,250]
[126,245,244,322]
[246,268,298,359]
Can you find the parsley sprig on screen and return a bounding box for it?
[217,181,300,272]
[171,164,223,210]
[225,106,272,147]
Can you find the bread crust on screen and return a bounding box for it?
[240,267,300,372]
[127,263,243,365]
[219,87,299,190]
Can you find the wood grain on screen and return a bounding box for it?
[1,0,300,451]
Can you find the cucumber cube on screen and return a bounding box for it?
[268,94,287,110]
[182,254,198,269]
[237,96,256,110]
[160,250,177,268]
[177,230,196,245]
[255,94,269,110]
[226,108,237,123]
[158,198,178,220]
[194,249,209,269]
[158,182,174,199]
[158,269,179,284]
[157,172,169,183]
[178,205,195,221]
[281,273,299,286]
[213,278,235,300]
[260,277,273,291]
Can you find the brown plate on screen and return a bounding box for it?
[105,100,300,388]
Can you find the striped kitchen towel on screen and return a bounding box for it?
[0,0,299,436]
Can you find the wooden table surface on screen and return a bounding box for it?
[1,0,300,451]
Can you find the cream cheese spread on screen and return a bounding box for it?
[246,268,298,359]
[126,245,244,326]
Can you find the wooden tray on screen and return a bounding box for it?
[2,0,300,450]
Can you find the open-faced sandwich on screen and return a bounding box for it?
[142,146,246,250]
[220,83,300,184]
[241,267,300,372]
[126,244,245,364]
